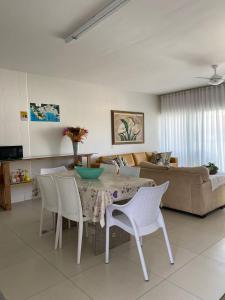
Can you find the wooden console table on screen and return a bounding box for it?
[0,153,94,210]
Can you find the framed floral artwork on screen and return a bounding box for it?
[111,110,144,145]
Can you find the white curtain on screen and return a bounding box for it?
[160,84,225,171]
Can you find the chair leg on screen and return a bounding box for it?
[39,208,44,237]
[77,221,83,264]
[68,220,71,229]
[52,212,56,230]
[105,225,110,264]
[162,224,174,264]
[55,215,61,250]
[135,235,149,281]
[140,236,143,247]
[85,222,88,238]
[59,217,62,249]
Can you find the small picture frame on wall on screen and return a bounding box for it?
[20,111,28,121]
[111,110,144,145]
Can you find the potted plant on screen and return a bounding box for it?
[205,162,218,175]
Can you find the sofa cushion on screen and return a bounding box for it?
[145,152,153,161]
[140,161,169,170]
[133,152,147,166]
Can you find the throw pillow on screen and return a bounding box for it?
[150,152,172,166]
[113,157,121,167]
[101,159,114,165]
[118,156,128,166]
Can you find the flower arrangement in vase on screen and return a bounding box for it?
[63,127,88,166]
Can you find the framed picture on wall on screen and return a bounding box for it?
[111,110,144,145]
[30,103,60,122]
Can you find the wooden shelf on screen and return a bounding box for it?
[0,153,96,162]
[10,180,33,186]
[0,153,95,210]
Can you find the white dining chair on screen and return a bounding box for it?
[40,165,67,175]
[119,166,140,177]
[40,165,71,229]
[105,181,174,281]
[54,175,91,264]
[100,163,117,174]
[37,174,59,249]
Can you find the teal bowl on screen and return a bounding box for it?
[75,167,104,179]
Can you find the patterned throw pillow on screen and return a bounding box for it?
[150,152,172,166]
[101,159,120,173]
[101,159,115,165]
[118,156,128,166]
[113,157,121,167]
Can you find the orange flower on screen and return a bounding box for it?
[63,127,88,143]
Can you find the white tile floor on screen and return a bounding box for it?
[0,199,225,300]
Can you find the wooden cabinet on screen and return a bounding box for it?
[0,162,11,210]
[0,153,94,210]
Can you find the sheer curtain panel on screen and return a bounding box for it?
[160,84,225,171]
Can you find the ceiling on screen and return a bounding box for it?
[1,0,225,94]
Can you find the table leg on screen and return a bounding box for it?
[87,156,90,167]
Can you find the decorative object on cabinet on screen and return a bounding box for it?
[111,110,144,145]
[63,127,88,166]
[10,169,31,185]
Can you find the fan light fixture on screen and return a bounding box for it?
[196,64,224,86]
[65,0,130,43]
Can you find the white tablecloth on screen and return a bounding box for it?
[60,171,155,227]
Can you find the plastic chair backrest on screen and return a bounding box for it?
[37,175,58,213]
[40,166,67,175]
[54,176,83,222]
[119,166,140,177]
[126,181,169,228]
[100,163,117,174]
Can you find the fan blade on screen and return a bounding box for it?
[195,76,210,79]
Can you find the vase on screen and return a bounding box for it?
[72,141,80,166]
[72,141,78,156]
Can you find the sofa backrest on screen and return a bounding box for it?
[132,152,147,166]
[169,166,209,182]
[140,162,209,184]
[98,153,135,167]
[97,152,178,167]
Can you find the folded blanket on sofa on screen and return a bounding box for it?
[209,173,225,191]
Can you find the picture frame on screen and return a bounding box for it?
[30,103,60,122]
[111,110,144,145]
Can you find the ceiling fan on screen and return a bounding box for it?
[196,65,224,86]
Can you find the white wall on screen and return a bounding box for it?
[0,68,160,157]
[0,67,160,202]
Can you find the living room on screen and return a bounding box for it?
[0,1,225,300]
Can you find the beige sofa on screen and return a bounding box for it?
[140,161,225,217]
[96,152,178,167]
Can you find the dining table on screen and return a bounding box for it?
[58,170,156,227]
